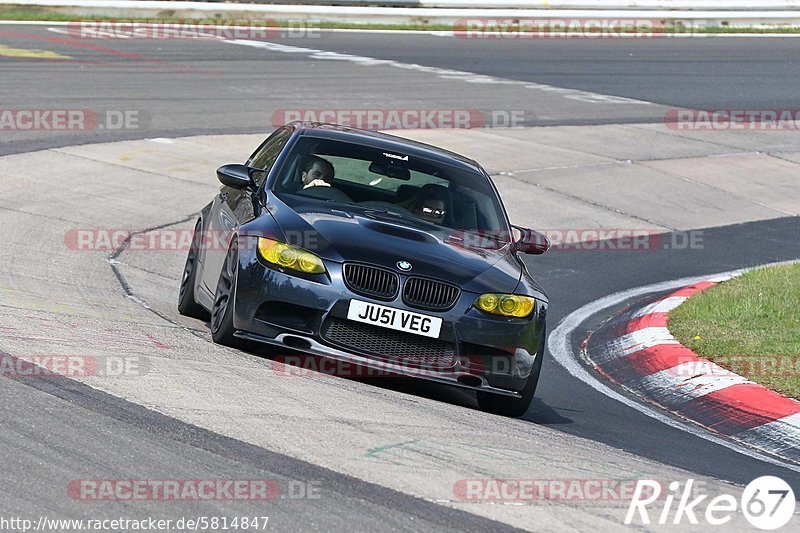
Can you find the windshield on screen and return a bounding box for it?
[271,136,510,236]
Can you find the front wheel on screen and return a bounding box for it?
[210,238,242,348]
[178,219,210,320]
[476,326,545,417]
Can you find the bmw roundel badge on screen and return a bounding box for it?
[396,260,412,272]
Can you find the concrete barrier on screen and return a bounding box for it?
[82,0,800,9]
[422,0,800,10]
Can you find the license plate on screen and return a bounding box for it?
[347,300,442,339]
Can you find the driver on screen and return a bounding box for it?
[301,155,335,189]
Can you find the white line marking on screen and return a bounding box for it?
[47,26,92,37]
[224,38,654,105]
[547,266,800,473]
[632,295,687,317]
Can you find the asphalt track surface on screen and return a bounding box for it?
[277,33,800,110]
[3,28,800,154]
[2,25,800,530]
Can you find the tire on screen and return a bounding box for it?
[476,325,545,417]
[210,238,242,348]
[178,219,210,320]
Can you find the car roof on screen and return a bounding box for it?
[286,122,484,174]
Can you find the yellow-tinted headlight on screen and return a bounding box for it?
[475,293,536,318]
[257,237,326,275]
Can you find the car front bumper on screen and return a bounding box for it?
[232,238,547,396]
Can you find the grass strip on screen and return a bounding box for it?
[669,263,800,399]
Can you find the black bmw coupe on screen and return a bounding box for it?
[179,122,550,416]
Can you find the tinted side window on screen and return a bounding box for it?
[248,128,291,186]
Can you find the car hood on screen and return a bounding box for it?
[267,195,522,294]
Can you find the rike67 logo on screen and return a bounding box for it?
[626,476,795,529]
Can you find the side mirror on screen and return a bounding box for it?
[217,164,256,190]
[512,226,550,255]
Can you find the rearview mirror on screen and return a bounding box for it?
[217,164,255,190]
[512,226,550,255]
[368,161,411,181]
